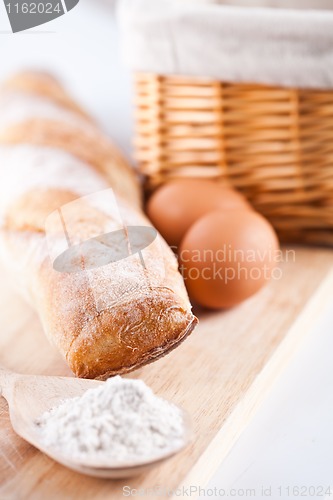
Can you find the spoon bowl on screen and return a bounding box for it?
[0,366,190,478]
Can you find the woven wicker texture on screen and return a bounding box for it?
[135,74,333,246]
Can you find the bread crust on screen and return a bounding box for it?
[0,73,197,379]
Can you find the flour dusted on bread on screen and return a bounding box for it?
[0,91,91,133]
[0,145,108,213]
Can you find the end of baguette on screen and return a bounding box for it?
[66,287,198,379]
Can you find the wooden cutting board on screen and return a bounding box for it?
[0,246,333,500]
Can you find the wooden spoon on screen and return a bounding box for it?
[0,365,190,478]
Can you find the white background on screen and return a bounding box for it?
[0,0,133,157]
[0,2,333,499]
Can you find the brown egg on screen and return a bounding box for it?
[179,210,280,309]
[146,179,250,248]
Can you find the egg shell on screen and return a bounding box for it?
[146,178,250,248]
[179,210,280,309]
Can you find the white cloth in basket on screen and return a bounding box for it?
[117,0,333,89]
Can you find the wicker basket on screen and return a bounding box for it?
[134,73,333,246]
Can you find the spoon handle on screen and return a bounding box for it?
[0,365,17,397]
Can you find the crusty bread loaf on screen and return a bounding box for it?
[0,72,197,379]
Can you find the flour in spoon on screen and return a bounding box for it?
[36,376,185,463]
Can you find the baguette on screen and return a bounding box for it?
[0,72,197,379]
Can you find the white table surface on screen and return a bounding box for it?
[0,2,333,499]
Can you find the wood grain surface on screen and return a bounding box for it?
[0,247,332,500]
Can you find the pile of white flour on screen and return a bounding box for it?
[36,376,185,463]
